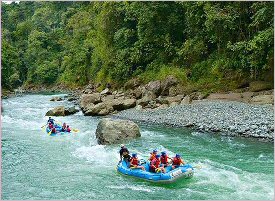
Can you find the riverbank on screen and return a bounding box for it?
[114,100,274,142]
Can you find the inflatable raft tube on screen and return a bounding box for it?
[117,160,194,183]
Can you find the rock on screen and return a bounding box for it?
[249,81,273,92]
[46,106,66,116]
[158,104,168,109]
[95,118,141,145]
[168,84,185,97]
[181,95,191,104]
[250,95,274,105]
[241,92,255,102]
[133,86,144,99]
[65,107,79,115]
[170,102,179,107]
[206,93,242,102]
[165,95,184,105]
[100,88,111,95]
[67,96,77,102]
[145,80,161,96]
[122,98,136,109]
[156,96,169,105]
[137,91,156,107]
[101,95,115,102]
[160,76,178,96]
[85,102,114,116]
[124,78,141,90]
[50,97,63,101]
[80,93,101,111]
[135,105,143,110]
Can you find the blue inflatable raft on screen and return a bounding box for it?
[117,160,194,183]
[46,124,70,136]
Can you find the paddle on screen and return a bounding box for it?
[41,124,47,128]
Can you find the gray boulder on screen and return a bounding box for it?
[160,76,178,95]
[46,106,79,116]
[95,118,141,145]
[145,80,161,96]
[50,96,63,101]
[80,93,101,111]
[100,88,112,95]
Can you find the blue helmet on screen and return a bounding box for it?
[156,154,160,158]
[132,153,137,158]
[176,154,181,158]
[153,149,158,153]
[161,151,166,156]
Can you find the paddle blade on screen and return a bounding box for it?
[72,129,79,132]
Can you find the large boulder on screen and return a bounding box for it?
[84,102,114,116]
[124,78,141,90]
[50,96,63,101]
[46,106,79,116]
[137,91,156,107]
[95,118,141,145]
[160,76,178,96]
[100,88,112,95]
[145,80,161,96]
[80,93,101,111]
[164,95,184,105]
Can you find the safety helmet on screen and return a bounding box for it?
[176,154,181,158]
[121,144,125,148]
[156,154,160,158]
[161,151,166,156]
[132,153,137,157]
[67,125,69,127]
[153,149,157,153]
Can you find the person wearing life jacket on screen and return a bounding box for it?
[172,154,185,169]
[150,154,166,173]
[119,144,131,162]
[48,117,55,124]
[160,151,172,167]
[66,125,71,132]
[130,153,145,170]
[62,123,67,132]
[51,126,56,134]
[48,122,52,128]
[149,149,158,161]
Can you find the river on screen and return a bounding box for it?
[1,94,274,200]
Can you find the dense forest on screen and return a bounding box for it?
[1,1,274,92]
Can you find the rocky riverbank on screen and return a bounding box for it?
[113,100,274,142]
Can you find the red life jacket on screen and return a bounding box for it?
[150,158,160,170]
[130,157,139,166]
[160,155,168,164]
[52,127,56,133]
[49,124,53,129]
[149,153,156,161]
[172,157,182,166]
[67,127,71,132]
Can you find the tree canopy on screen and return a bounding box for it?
[1,1,274,91]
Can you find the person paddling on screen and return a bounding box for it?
[130,153,145,170]
[48,117,55,124]
[119,144,131,162]
[160,151,172,167]
[172,154,185,169]
[62,123,67,132]
[149,149,158,161]
[150,154,166,173]
[66,125,71,132]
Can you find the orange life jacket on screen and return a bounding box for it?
[149,153,156,161]
[150,158,160,170]
[160,155,168,164]
[130,157,139,166]
[172,157,182,166]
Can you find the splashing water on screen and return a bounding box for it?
[1,94,274,200]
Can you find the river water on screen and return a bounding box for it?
[1,94,274,200]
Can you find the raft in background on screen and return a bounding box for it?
[117,160,194,183]
[45,124,70,136]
